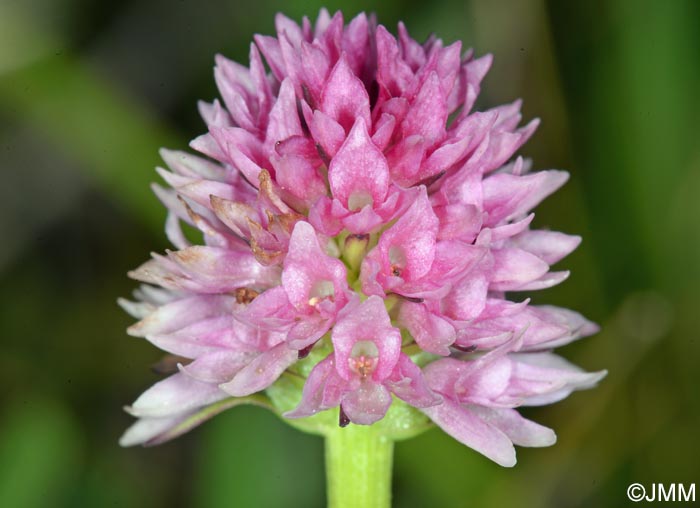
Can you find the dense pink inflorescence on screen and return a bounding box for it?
[119,10,604,466]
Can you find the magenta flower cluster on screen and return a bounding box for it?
[120,10,604,466]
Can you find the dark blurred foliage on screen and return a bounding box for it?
[1,0,698,507]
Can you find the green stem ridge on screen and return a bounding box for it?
[325,422,394,508]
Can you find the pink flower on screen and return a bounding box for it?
[421,337,605,466]
[120,9,605,465]
[237,221,352,350]
[285,296,440,425]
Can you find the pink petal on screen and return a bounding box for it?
[198,98,233,128]
[120,413,192,447]
[385,354,442,408]
[117,297,154,320]
[482,170,569,225]
[398,301,455,355]
[278,32,303,96]
[318,11,343,62]
[422,399,517,467]
[397,22,427,70]
[401,71,446,147]
[209,126,265,184]
[179,350,255,383]
[321,55,371,132]
[213,54,256,132]
[282,221,348,310]
[285,355,343,418]
[122,394,271,447]
[308,109,346,159]
[271,153,327,205]
[209,195,257,238]
[441,275,488,321]
[287,315,333,350]
[339,202,386,234]
[314,8,333,37]
[461,304,598,351]
[433,203,483,242]
[457,356,513,404]
[155,168,246,210]
[254,35,285,81]
[299,41,331,100]
[328,117,390,209]
[146,316,257,359]
[512,230,581,265]
[371,113,396,151]
[490,99,523,131]
[422,358,464,399]
[127,295,232,338]
[190,133,226,163]
[479,121,539,175]
[265,78,303,151]
[516,271,570,291]
[461,54,493,114]
[127,373,225,418]
[342,13,371,76]
[275,13,304,47]
[248,43,273,126]
[385,135,426,186]
[375,25,413,97]
[341,381,392,425]
[489,214,535,243]
[489,248,551,291]
[367,188,438,282]
[469,407,556,447]
[239,286,294,329]
[509,353,607,406]
[433,41,462,98]
[308,196,344,236]
[425,240,486,282]
[167,245,280,292]
[160,148,226,181]
[219,343,298,396]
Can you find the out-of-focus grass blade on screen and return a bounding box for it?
[0,397,82,508]
[608,0,698,289]
[194,406,325,508]
[0,2,62,74]
[394,428,498,508]
[0,55,181,235]
[550,0,699,297]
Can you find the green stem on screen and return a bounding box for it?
[325,423,394,508]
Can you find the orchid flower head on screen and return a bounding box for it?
[120,9,605,466]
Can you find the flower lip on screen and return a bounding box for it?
[347,190,374,211]
[349,340,380,378]
[307,279,336,308]
[332,296,401,381]
[388,245,406,277]
[282,221,348,313]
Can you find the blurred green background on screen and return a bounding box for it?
[1,0,698,507]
